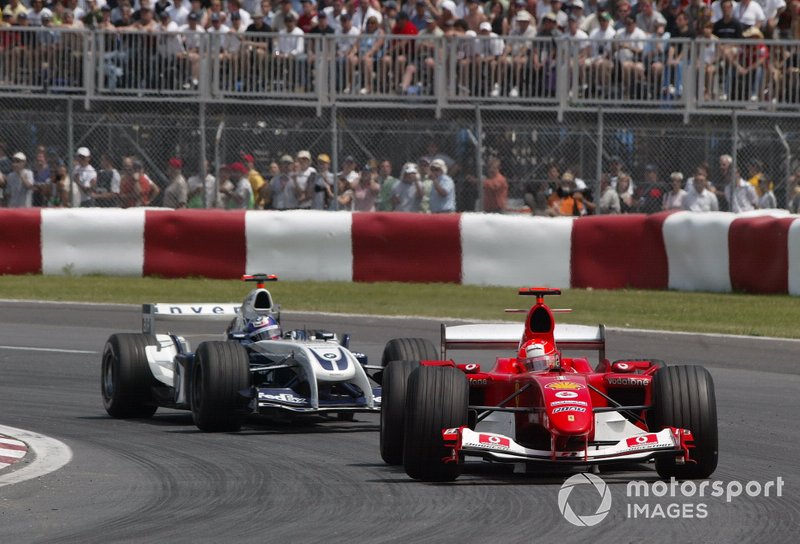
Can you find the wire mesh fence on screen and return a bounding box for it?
[2,95,799,211]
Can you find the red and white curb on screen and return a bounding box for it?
[0,434,28,470]
[0,425,72,487]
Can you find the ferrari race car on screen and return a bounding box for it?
[380,288,718,481]
[101,274,381,431]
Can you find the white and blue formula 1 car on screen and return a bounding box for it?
[101,274,382,432]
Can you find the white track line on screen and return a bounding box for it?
[0,425,73,488]
[0,345,98,354]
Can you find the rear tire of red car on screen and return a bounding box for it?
[403,366,468,481]
[101,333,159,419]
[381,338,439,367]
[380,360,419,465]
[651,365,718,479]
[191,341,250,432]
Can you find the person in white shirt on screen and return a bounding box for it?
[72,147,97,205]
[292,150,316,209]
[589,12,616,93]
[683,173,719,212]
[758,177,777,208]
[724,174,759,212]
[735,0,766,28]
[335,12,360,93]
[614,15,647,98]
[498,11,537,98]
[351,0,381,31]
[167,0,189,25]
[179,11,205,87]
[274,13,306,90]
[662,171,688,210]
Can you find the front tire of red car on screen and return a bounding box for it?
[651,365,718,479]
[403,366,468,482]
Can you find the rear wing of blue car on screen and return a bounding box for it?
[141,303,242,335]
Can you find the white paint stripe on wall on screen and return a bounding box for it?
[789,218,800,296]
[663,211,736,292]
[245,210,353,281]
[41,209,146,276]
[460,214,574,287]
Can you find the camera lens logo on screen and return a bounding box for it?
[558,473,612,527]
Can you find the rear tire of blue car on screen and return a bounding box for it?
[102,333,159,419]
[191,341,250,432]
[651,365,718,479]
[380,360,419,465]
[403,366,468,481]
[381,338,439,367]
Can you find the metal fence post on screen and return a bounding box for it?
[67,96,75,206]
[595,108,604,199]
[331,103,339,211]
[199,102,208,208]
[475,104,484,213]
[732,110,738,187]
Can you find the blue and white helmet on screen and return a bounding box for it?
[245,315,282,342]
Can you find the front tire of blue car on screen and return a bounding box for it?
[101,333,159,419]
[191,341,250,432]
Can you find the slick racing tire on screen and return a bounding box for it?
[380,360,419,465]
[102,333,159,419]
[651,365,718,479]
[381,338,439,368]
[403,366,468,482]
[191,341,251,432]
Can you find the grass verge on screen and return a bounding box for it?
[0,275,797,339]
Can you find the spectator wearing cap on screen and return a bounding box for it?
[292,150,316,209]
[221,161,254,208]
[240,153,266,207]
[531,12,561,97]
[91,153,122,207]
[243,9,273,83]
[382,0,399,34]
[337,155,359,186]
[352,162,381,212]
[334,11,360,93]
[497,10,536,98]
[156,9,185,75]
[27,0,52,26]
[2,152,34,208]
[206,9,232,70]
[71,147,97,206]
[267,154,298,209]
[391,162,424,212]
[569,0,586,25]
[179,10,207,89]
[409,0,428,32]
[307,10,334,65]
[475,21,505,97]
[567,13,591,92]
[162,157,189,208]
[2,0,28,25]
[427,158,455,213]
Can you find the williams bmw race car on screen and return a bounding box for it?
[101,274,381,431]
[380,288,718,481]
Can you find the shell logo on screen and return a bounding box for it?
[545,381,584,390]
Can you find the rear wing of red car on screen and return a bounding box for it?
[441,323,606,361]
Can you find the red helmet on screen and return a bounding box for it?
[520,340,558,371]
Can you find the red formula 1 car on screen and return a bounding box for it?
[379,288,718,482]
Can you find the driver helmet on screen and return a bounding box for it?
[245,315,282,342]
[522,341,559,371]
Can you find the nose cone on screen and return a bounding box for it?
[540,378,593,435]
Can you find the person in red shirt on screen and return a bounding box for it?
[482,156,508,213]
[382,11,418,92]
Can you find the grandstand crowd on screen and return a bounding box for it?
[2,142,800,214]
[1,0,800,100]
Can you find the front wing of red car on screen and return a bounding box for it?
[442,427,694,465]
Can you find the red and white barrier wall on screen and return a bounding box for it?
[1,209,798,295]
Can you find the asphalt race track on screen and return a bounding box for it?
[0,301,798,544]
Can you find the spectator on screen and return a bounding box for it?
[352,0,382,32]
[267,154,297,209]
[464,0,488,31]
[488,0,509,36]
[735,0,766,29]
[683,172,719,211]
[616,173,636,212]
[481,156,508,212]
[533,12,561,96]
[312,153,334,210]
[2,152,34,208]
[475,21,505,97]
[32,151,51,207]
[498,10,536,98]
[588,12,616,96]
[336,173,354,210]
[293,149,315,209]
[411,13,444,95]
[179,11,206,89]
[2,0,28,24]
[724,167,758,212]
[92,153,121,207]
[382,1,399,34]
[662,171,688,210]
[167,0,190,26]
[391,162,424,212]
[787,167,800,213]
[416,156,434,212]
[383,10,418,93]
[242,153,266,208]
[550,171,587,216]
[335,12,360,93]
[227,0,252,28]
[28,0,53,27]
[428,158,456,213]
[746,158,767,193]
[356,16,386,94]
[48,160,79,207]
[524,180,554,215]
[274,12,306,92]
[644,20,670,98]
[72,147,97,206]
[614,15,647,99]
[307,12,334,69]
[339,155,359,185]
[321,0,345,33]
[352,163,381,211]
[297,0,316,33]
[187,159,216,208]
[758,177,778,208]
[567,14,591,94]
[636,163,664,213]
[410,0,428,32]
[162,157,189,208]
[636,0,667,33]
[119,157,160,207]
[221,161,253,208]
[597,173,621,214]
[376,159,399,211]
[733,26,769,101]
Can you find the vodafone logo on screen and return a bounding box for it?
[555,391,578,399]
